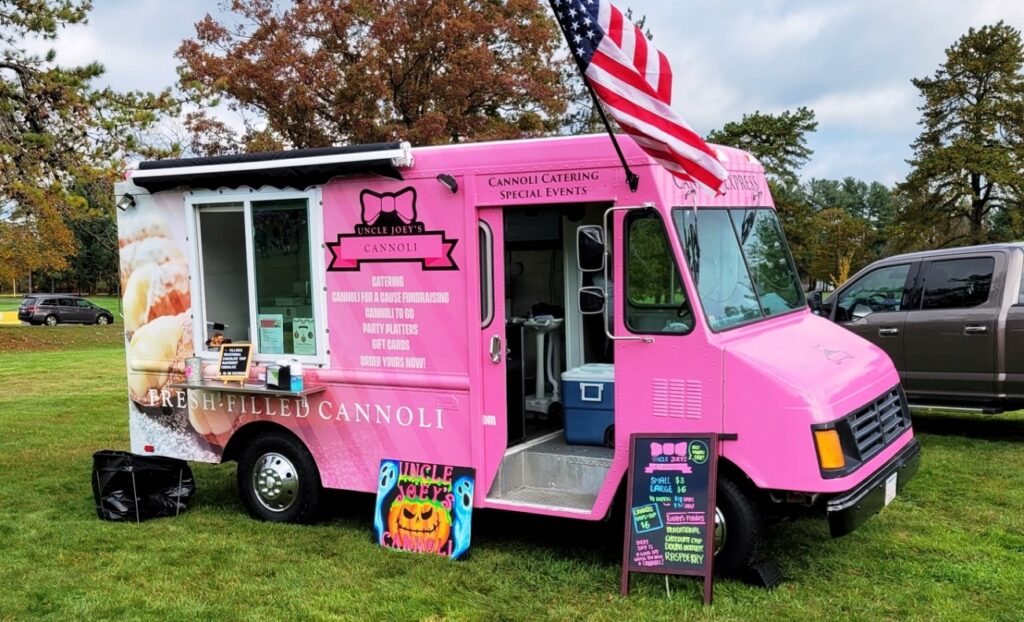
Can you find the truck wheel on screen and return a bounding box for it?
[714,476,763,577]
[44,314,59,326]
[237,431,322,524]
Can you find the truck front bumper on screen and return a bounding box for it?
[826,437,921,538]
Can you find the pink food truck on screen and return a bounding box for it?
[115,133,920,574]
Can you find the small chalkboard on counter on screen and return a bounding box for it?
[621,433,719,604]
[217,343,253,382]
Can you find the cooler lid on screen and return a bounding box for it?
[561,363,615,382]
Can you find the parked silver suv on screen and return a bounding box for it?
[17,295,115,326]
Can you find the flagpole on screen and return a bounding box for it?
[547,0,640,192]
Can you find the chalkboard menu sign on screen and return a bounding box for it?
[621,433,719,604]
[217,343,253,382]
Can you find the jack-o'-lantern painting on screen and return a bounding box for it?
[374,459,475,560]
[387,499,452,553]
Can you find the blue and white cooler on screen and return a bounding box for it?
[561,364,615,446]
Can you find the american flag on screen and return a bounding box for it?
[551,0,728,193]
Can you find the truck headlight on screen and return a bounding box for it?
[814,428,846,471]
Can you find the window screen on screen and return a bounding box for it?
[921,257,994,310]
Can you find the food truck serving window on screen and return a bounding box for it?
[674,207,805,331]
[190,190,324,361]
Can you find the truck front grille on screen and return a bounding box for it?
[847,386,910,461]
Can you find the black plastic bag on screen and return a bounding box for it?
[92,450,195,522]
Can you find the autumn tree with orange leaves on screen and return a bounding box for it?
[177,0,570,155]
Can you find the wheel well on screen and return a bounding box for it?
[222,421,307,464]
[600,453,760,521]
[717,455,772,510]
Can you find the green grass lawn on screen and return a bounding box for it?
[0,326,1022,621]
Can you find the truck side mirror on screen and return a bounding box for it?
[577,225,605,273]
[807,291,823,315]
[579,286,606,315]
[852,303,873,320]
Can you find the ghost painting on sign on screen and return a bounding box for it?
[373,459,475,560]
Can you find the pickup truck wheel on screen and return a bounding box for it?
[714,476,763,577]
[237,431,322,524]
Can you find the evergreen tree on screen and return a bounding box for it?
[706,107,818,185]
[708,108,819,284]
[0,0,175,287]
[900,21,1024,246]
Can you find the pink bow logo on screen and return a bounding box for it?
[650,442,687,458]
[360,188,418,225]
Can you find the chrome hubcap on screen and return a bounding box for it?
[713,507,727,555]
[98,316,109,325]
[252,452,298,512]
[46,316,57,325]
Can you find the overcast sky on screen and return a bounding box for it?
[31,0,1024,185]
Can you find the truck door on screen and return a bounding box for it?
[903,254,1000,401]
[832,262,917,370]
[477,209,508,485]
[611,209,723,441]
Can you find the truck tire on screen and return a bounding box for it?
[714,476,763,576]
[237,431,322,524]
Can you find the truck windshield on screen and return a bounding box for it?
[673,207,805,331]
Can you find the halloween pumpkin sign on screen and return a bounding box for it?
[374,459,475,559]
[387,499,452,553]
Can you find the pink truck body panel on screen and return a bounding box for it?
[117,134,914,522]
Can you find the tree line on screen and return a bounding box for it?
[1,1,1022,294]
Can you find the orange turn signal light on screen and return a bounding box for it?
[814,429,846,471]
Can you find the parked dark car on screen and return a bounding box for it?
[821,243,1024,412]
[17,295,115,326]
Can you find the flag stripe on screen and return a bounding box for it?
[657,51,672,104]
[632,25,648,87]
[592,75,726,188]
[554,0,728,193]
[590,42,675,116]
[617,119,726,190]
[586,61,718,164]
[608,5,623,47]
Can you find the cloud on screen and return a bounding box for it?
[808,85,918,133]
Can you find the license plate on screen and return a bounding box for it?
[883,472,898,507]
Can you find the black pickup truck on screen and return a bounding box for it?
[820,243,1024,412]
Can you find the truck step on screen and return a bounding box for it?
[488,486,599,512]
[486,432,613,513]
